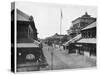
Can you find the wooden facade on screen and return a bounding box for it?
[68,22,96,56]
[17,9,38,41]
[67,12,96,38]
[11,9,47,72]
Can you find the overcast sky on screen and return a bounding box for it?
[15,2,97,39]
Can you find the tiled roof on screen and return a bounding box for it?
[17,43,39,48]
[63,34,82,46]
[17,38,40,47]
[81,12,91,18]
[82,22,96,30]
[17,9,30,21]
[52,34,64,39]
[77,38,96,43]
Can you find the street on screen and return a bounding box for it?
[42,43,96,70]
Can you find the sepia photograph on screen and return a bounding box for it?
[11,2,97,72]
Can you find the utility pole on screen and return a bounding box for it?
[51,48,53,70]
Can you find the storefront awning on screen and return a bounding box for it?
[82,22,96,30]
[17,43,39,48]
[63,34,81,46]
[77,38,96,44]
[17,39,40,48]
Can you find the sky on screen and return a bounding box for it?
[15,2,97,39]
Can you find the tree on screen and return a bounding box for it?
[61,35,70,43]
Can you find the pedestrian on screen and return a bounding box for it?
[63,45,65,50]
[48,47,49,51]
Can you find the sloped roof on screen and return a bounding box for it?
[81,12,91,18]
[46,33,64,40]
[52,33,64,39]
[77,38,96,43]
[17,39,40,48]
[82,22,96,30]
[72,12,95,23]
[17,38,34,43]
[17,9,30,21]
[63,34,82,46]
[17,43,39,48]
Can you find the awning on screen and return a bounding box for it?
[77,38,96,43]
[17,43,39,48]
[82,22,96,30]
[63,34,81,46]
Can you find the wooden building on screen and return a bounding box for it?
[67,22,96,57]
[76,22,96,56]
[11,9,46,72]
[67,12,96,38]
[44,33,65,46]
[17,9,38,41]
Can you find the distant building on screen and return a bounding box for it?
[51,33,65,39]
[67,12,96,38]
[51,33,65,45]
[44,33,65,45]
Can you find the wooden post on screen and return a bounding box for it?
[51,48,53,70]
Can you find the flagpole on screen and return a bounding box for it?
[60,8,62,47]
[60,8,62,35]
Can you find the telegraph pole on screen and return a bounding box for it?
[51,48,53,70]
